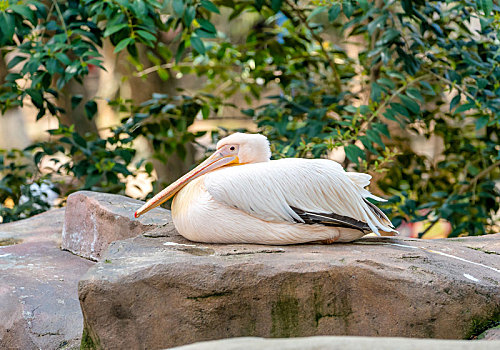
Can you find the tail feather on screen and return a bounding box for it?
[363,199,394,229]
[347,171,397,233]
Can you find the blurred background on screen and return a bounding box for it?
[0,0,499,238]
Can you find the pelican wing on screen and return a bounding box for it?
[204,158,395,235]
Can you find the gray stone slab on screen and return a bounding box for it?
[0,209,94,349]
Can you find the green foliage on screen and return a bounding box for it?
[0,0,499,237]
[0,149,55,223]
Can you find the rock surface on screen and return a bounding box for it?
[0,209,94,350]
[79,224,500,349]
[480,326,500,340]
[171,336,500,350]
[62,191,173,261]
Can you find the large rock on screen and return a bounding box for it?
[172,336,500,350]
[79,225,500,349]
[0,209,94,350]
[62,191,173,261]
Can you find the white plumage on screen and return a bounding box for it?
[135,133,397,244]
[205,158,391,233]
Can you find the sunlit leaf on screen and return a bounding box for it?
[200,0,220,14]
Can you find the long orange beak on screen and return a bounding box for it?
[134,149,239,218]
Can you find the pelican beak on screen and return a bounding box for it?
[134,148,239,218]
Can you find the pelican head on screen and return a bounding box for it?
[134,133,271,218]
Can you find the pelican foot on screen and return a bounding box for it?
[318,237,340,244]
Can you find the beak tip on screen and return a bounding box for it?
[134,211,140,219]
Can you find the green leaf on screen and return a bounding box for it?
[84,173,101,189]
[10,5,35,24]
[475,116,489,130]
[242,108,255,116]
[367,14,387,34]
[195,28,217,39]
[190,35,205,55]
[366,129,385,148]
[114,38,134,53]
[84,100,98,120]
[201,0,220,14]
[175,41,185,63]
[26,89,43,109]
[198,18,216,34]
[477,78,488,90]
[145,162,154,175]
[372,122,390,138]
[157,68,169,81]
[7,56,27,69]
[46,58,59,74]
[307,6,328,21]
[0,13,15,44]
[387,71,405,81]
[480,0,493,16]
[56,53,71,65]
[342,0,354,18]
[370,82,382,102]
[419,81,436,96]
[271,0,283,12]
[103,23,128,37]
[344,144,365,164]
[254,0,264,11]
[406,88,424,102]
[390,103,409,118]
[183,6,196,26]
[378,28,400,45]
[359,136,378,154]
[71,95,83,109]
[450,94,461,111]
[137,30,156,43]
[377,77,395,89]
[73,133,87,148]
[328,3,341,22]
[454,102,475,114]
[431,191,448,199]
[173,0,184,16]
[202,105,210,119]
[5,73,22,82]
[399,95,420,114]
[468,165,480,176]
[344,105,357,113]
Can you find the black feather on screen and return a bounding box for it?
[290,206,370,233]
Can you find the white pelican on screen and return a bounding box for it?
[135,133,397,244]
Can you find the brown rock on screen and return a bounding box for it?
[62,191,173,261]
[171,336,500,350]
[79,227,500,349]
[0,209,94,349]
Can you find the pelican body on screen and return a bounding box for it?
[135,133,396,244]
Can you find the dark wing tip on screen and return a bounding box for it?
[290,206,370,233]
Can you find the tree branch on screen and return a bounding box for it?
[459,159,500,195]
[357,74,430,136]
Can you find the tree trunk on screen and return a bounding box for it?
[115,43,196,186]
[59,77,99,136]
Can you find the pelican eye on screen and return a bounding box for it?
[230,146,235,151]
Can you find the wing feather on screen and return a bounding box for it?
[290,206,371,232]
[204,158,396,235]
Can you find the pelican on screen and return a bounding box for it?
[135,133,397,244]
